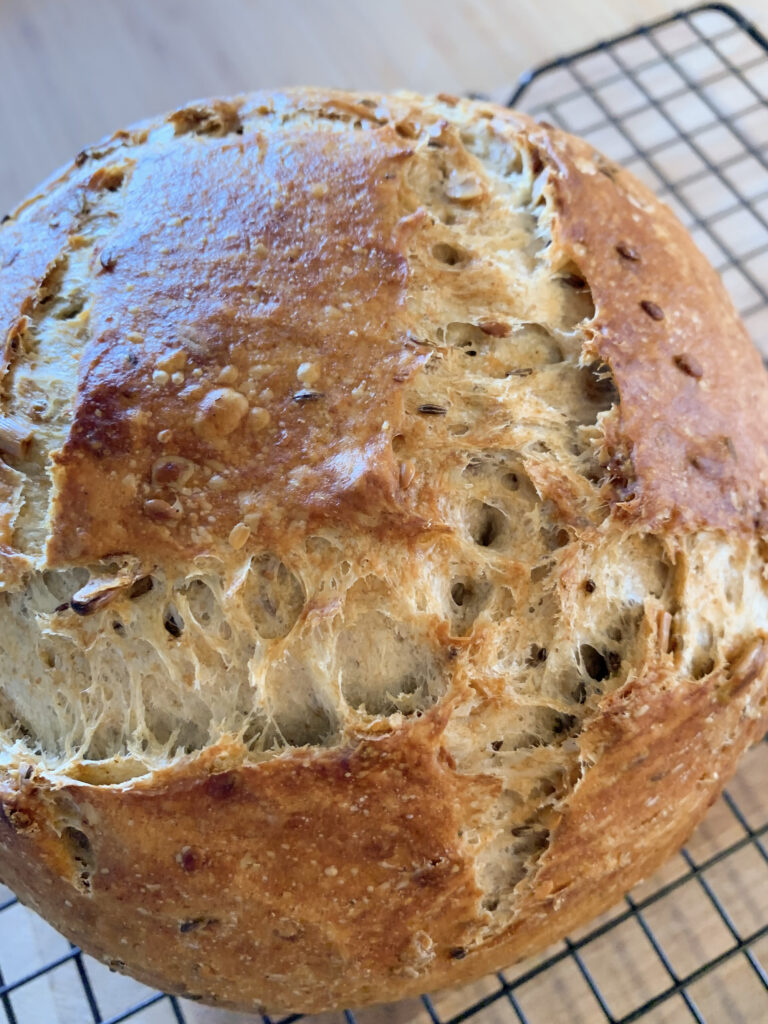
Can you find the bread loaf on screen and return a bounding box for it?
[0,88,767,1013]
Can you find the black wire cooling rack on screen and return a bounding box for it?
[1,4,767,1023]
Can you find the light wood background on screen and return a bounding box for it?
[0,0,765,214]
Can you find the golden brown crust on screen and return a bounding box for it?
[1,88,768,1014]
[1,176,85,353]
[0,90,764,567]
[533,123,768,533]
[441,662,768,993]
[0,716,497,1010]
[1,658,766,1012]
[47,122,427,565]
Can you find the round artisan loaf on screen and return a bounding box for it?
[0,88,767,1013]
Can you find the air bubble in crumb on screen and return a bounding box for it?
[241,554,305,639]
[432,242,467,266]
[466,501,508,549]
[449,578,492,636]
[163,605,184,639]
[337,611,445,715]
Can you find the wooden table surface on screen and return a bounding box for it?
[0,0,764,214]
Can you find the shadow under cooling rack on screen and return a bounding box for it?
[1,3,767,1024]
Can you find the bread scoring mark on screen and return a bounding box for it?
[168,100,243,138]
[46,125,424,565]
[373,112,670,924]
[544,121,768,533]
[0,163,135,564]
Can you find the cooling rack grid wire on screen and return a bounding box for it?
[1,3,768,1023]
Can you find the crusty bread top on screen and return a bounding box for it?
[0,84,766,766]
[1,90,767,583]
[0,89,767,1014]
[1,85,767,768]
[548,134,768,534]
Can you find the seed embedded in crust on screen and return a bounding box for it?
[163,608,184,638]
[445,171,485,202]
[249,406,271,431]
[143,498,182,522]
[293,390,324,403]
[0,414,34,459]
[526,644,548,666]
[70,575,138,616]
[690,453,724,476]
[180,919,204,934]
[559,273,587,291]
[70,594,108,617]
[228,522,251,550]
[616,242,640,261]
[152,457,195,488]
[417,404,448,415]
[99,249,117,272]
[640,300,664,321]
[479,321,510,337]
[178,846,198,872]
[399,461,416,489]
[87,165,126,192]
[156,348,186,373]
[297,361,320,386]
[673,353,703,379]
[129,576,153,599]
[595,154,620,180]
[196,387,249,436]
